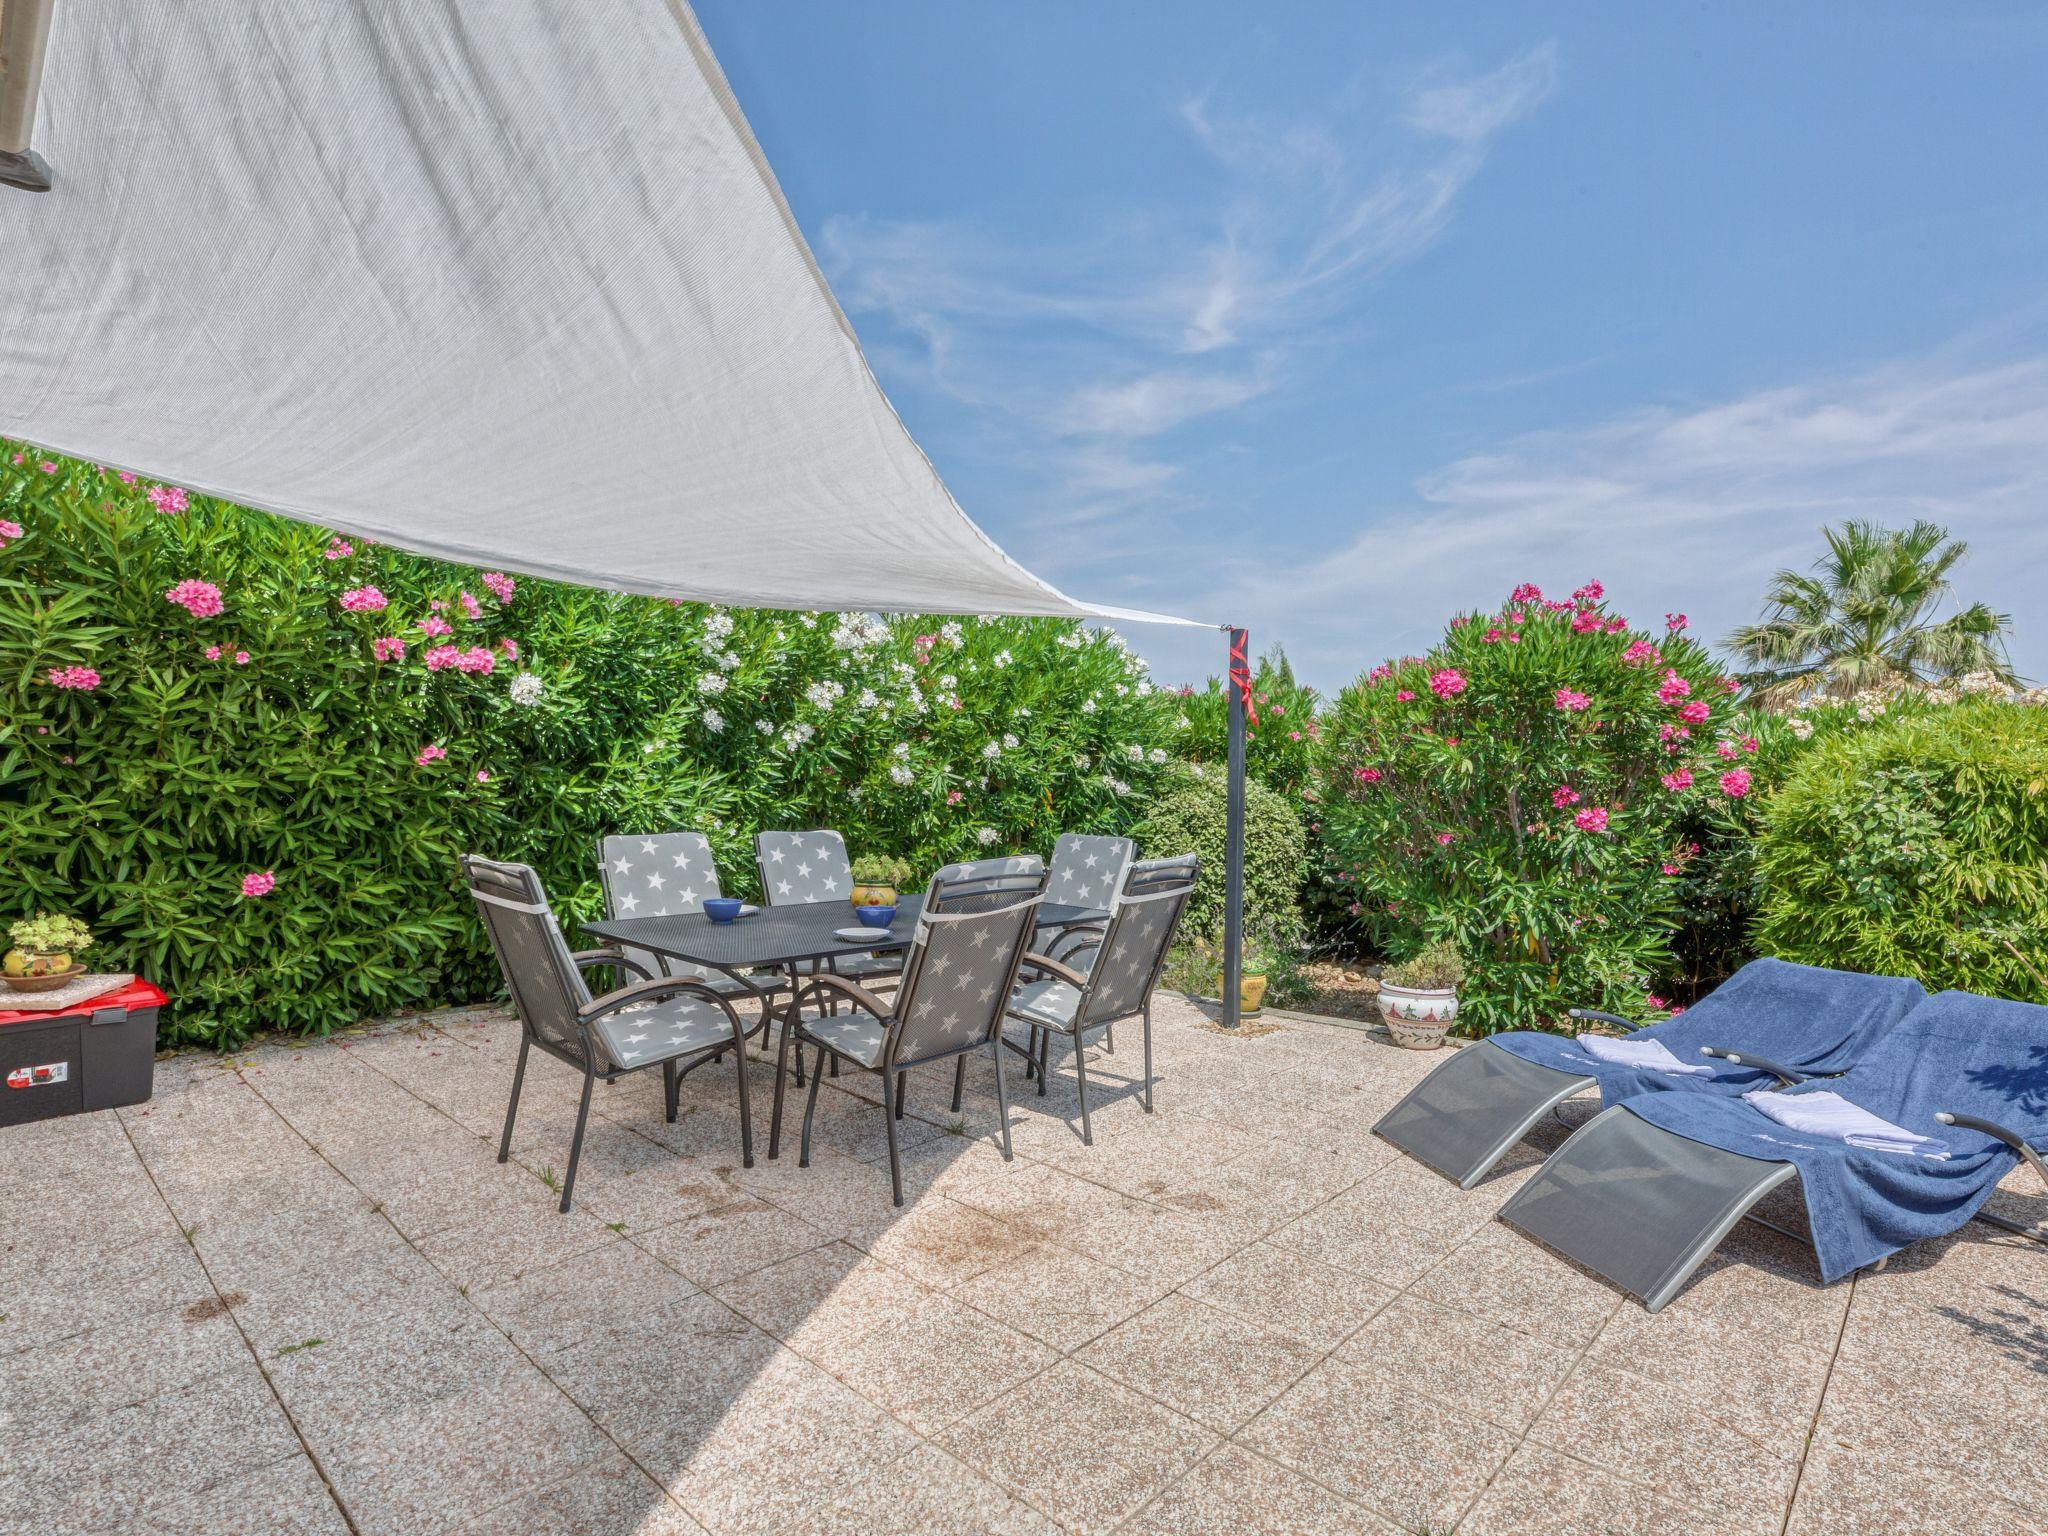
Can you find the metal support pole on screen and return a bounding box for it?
[1,0,57,191]
[1222,627,1248,1029]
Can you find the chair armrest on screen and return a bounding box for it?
[572,947,653,983]
[795,972,895,1020]
[1566,1007,1638,1032]
[1017,952,1090,989]
[579,975,735,1025]
[1698,1046,1807,1087]
[1935,1112,2048,1186]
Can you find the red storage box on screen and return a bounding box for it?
[0,980,166,1128]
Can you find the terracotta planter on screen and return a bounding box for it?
[1378,982,1458,1049]
[849,882,898,909]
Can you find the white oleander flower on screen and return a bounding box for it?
[1001,732,1019,750]
[508,672,544,706]
[976,826,999,845]
[701,708,725,733]
[889,763,915,785]
[696,672,727,695]
[992,650,1012,669]
[981,742,1001,760]
[1148,747,1166,763]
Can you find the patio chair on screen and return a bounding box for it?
[771,856,1046,1205]
[463,855,755,1213]
[598,831,789,1038]
[1004,855,1198,1145]
[1497,988,2048,1312]
[1039,832,1135,955]
[754,828,902,988]
[1372,959,1926,1189]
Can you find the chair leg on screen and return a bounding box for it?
[799,1045,827,1168]
[880,1069,905,1206]
[498,1037,530,1163]
[1142,1002,1155,1113]
[662,1059,679,1124]
[951,1056,967,1113]
[1037,1028,1051,1097]
[1024,1025,1040,1081]
[989,1040,1014,1163]
[1072,1034,1093,1146]
[560,1062,597,1214]
[1103,1017,1115,1055]
[895,1070,908,1120]
[731,1028,755,1170]
[769,997,795,1160]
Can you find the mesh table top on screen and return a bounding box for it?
[584,897,1107,972]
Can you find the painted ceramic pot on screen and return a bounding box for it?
[1378,983,1458,1048]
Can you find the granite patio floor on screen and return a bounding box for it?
[4,993,2044,1535]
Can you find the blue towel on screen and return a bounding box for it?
[1627,990,2048,1282]
[1490,957,1926,1109]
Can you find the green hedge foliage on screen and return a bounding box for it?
[1,446,1179,1046]
[1133,765,1306,946]
[1752,702,2048,1000]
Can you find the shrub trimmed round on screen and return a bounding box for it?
[1752,702,2048,1001]
[1133,766,1305,945]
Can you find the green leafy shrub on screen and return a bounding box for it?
[1132,765,1306,946]
[1175,646,1326,798]
[1,444,1177,1046]
[1751,702,2048,999]
[1319,583,1750,1033]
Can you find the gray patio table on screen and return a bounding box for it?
[584,895,1108,1157]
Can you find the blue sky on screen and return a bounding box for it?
[695,2,2048,692]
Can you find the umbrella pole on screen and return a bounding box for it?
[1222,627,1248,1028]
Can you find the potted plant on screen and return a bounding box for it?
[849,855,912,909]
[1378,939,1464,1048]
[1211,939,1272,1016]
[3,912,94,992]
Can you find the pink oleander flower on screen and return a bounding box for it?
[416,615,453,638]
[1678,699,1711,725]
[459,590,482,620]
[1574,806,1610,833]
[165,579,225,619]
[475,769,491,783]
[1450,616,1468,628]
[946,789,964,805]
[1573,579,1605,603]
[1271,703,1286,717]
[1741,736,1759,753]
[1367,662,1393,683]
[372,636,407,662]
[1395,689,1414,702]
[1719,768,1752,798]
[1356,767,1383,784]
[1542,598,1572,612]
[147,485,189,514]
[1554,688,1591,712]
[1605,617,1628,633]
[1661,769,1694,791]
[1482,627,1504,643]
[1720,677,1740,694]
[423,644,460,672]
[339,586,388,612]
[1429,667,1467,700]
[47,665,100,691]
[1506,630,1521,643]
[1665,612,1689,632]
[1552,784,1580,808]
[1669,1005,1686,1016]
[1661,863,1682,875]
[1435,832,1455,845]
[117,471,137,484]
[1288,729,1301,741]
[1510,582,1543,604]
[1645,993,1668,1010]
[1621,640,1661,668]
[204,645,221,661]
[323,537,353,560]
[497,638,519,659]
[480,571,517,604]
[454,646,495,675]
[1570,608,1602,633]
[0,517,22,549]
[1656,669,1691,704]
[1716,741,1736,760]
[415,744,447,766]
[240,870,276,899]
[39,461,58,474]
[234,651,250,665]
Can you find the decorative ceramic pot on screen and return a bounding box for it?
[849,882,897,909]
[1378,983,1458,1049]
[1219,969,1269,1016]
[1,953,85,993]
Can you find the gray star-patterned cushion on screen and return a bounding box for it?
[1009,977,1083,1032]
[1081,882,1189,1023]
[600,831,725,981]
[804,1012,888,1069]
[755,829,852,905]
[591,991,735,1071]
[1045,833,1134,914]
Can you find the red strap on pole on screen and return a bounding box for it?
[1227,627,1258,728]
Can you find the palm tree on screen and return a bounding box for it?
[1727,519,2015,705]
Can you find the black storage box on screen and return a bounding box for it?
[0,986,161,1128]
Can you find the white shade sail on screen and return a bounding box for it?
[0,0,1198,626]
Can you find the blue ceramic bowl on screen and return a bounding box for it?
[702,897,743,924]
[855,904,896,929]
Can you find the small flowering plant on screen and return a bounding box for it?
[8,911,94,959]
[1321,580,1739,1032]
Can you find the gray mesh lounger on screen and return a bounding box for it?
[1371,1038,1600,1190]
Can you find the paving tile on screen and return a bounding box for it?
[1079,1293,1321,1433]
[1179,1240,1392,1350]
[1459,1444,1729,1536]
[949,1239,1171,1351]
[447,1452,707,1535]
[848,1196,1046,1288]
[1407,1220,1621,1347]
[1583,1300,1836,1448]
[936,1361,1217,1535]
[1787,1436,2040,1536]
[802,1291,1057,1434]
[1334,1294,1575,1434]
[1263,1162,1496,1289]
[708,1240,935,1348]
[414,1199,624,1293]
[123,1453,352,1536]
[779,1443,1056,1536]
[1237,1354,1517,1532]
[632,1196,833,1287]
[1124,1444,1399,1536]
[1527,1363,1799,1535]
[6,1304,251,1426]
[1058,1195,1243,1286]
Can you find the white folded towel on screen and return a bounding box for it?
[1742,1089,1950,1160]
[1575,1034,1714,1076]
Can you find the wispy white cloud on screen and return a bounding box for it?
[1402,42,1559,142]
[1134,347,2048,689]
